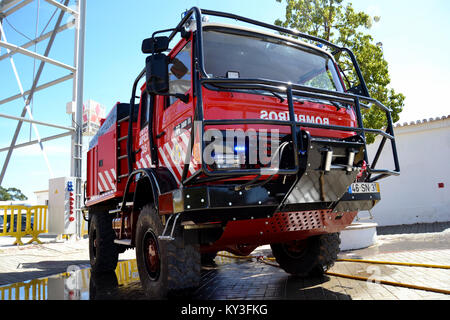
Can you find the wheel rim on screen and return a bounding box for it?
[142,230,160,281]
[282,239,309,259]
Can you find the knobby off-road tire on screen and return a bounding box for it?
[89,271,119,300]
[135,204,201,298]
[271,233,341,277]
[201,252,218,266]
[89,210,119,273]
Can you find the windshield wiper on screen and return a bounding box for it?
[296,97,346,111]
[270,91,285,103]
[330,101,344,111]
[210,83,346,108]
[235,87,285,103]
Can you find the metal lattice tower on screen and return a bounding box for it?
[0,0,86,237]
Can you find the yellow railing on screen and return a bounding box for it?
[81,218,89,237]
[0,205,48,245]
[71,260,140,290]
[115,259,140,286]
[0,278,47,300]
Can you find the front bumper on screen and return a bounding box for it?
[158,182,380,225]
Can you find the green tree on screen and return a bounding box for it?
[275,0,405,142]
[0,186,28,201]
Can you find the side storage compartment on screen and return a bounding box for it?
[86,146,98,198]
[97,129,117,193]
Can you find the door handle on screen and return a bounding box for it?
[156,131,166,139]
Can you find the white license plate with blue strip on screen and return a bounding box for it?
[349,183,380,194]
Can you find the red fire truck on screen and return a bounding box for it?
[85,8,400,298]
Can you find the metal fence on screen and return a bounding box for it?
[0,205,48,245]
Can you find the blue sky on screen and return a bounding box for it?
[1,0,449,199]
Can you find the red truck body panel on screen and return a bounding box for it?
[86,103,134,206]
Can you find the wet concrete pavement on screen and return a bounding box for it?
[1,222,450,300]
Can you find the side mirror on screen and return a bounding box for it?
[142,36,169,54]
[145,53,169,93]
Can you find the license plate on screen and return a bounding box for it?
[349,183,380,194]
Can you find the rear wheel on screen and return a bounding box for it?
[271,233,341,277]
[89,209,119,273]
[135,204,201,298]
[201,252,217,266]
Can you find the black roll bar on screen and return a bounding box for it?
[197,79,399,181]
[129,7,400,186]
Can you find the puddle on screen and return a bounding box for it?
[0,256,252,300]
[0,260,142,300]
[0,257,326,300]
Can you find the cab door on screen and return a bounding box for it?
[154,39,196,185]
[135,91,155,170]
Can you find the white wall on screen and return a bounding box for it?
[367,117,450,226]
[34,191,49,205]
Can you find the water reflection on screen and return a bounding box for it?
[89,272,118,300]
[0,252,351,300]
[0,253,240,300]
[0,260,141,300]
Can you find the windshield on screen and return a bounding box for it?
[203,28,344,92]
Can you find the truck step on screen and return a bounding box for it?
[120,201,134,207]
[158,235,175,241]
[158,213,181,241]
[114,239,132,246]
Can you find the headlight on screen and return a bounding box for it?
[213,153,241,169]
[212,145,245,170]
[203,129,280,171]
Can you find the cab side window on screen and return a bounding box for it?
[167,41,191,108]
[140,92,153,128]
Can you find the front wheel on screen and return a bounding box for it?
[271,233,341,277]
[135,204,201,298]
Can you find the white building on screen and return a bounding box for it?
[34,190,49,206]
[367,115,450,226]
